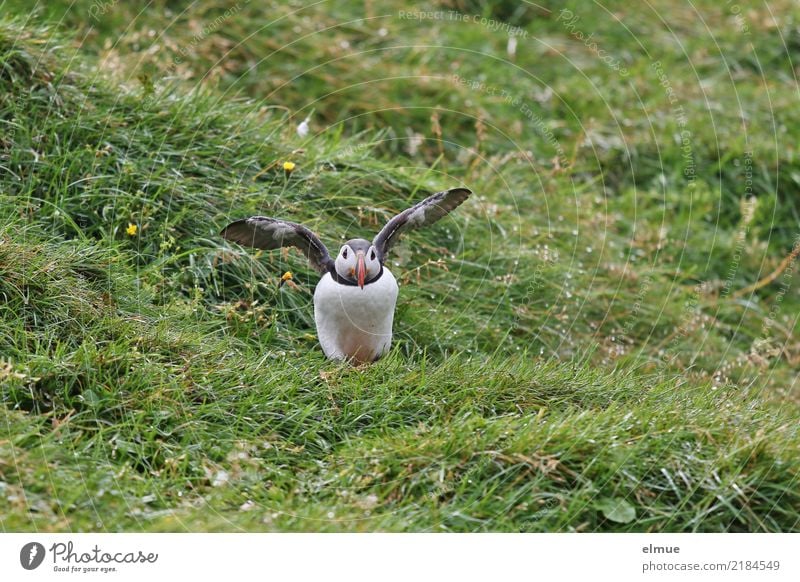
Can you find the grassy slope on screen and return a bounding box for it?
[1,0,798,531]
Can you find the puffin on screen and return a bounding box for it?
[221,187,471,364]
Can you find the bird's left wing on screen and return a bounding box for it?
[221,216,333,273]
[373,187,472,262]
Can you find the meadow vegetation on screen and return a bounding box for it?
[1,0,798,531]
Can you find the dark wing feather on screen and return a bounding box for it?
[220,217,333,273]
[373,187,472,262]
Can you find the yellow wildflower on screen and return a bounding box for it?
[280,271,297,289]
[282,161,296,173]
[126,223,138,236]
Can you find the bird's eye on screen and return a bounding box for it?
[370,249,376,261]
[342,248,348,259]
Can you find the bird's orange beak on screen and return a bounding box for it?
[357,251,366,289]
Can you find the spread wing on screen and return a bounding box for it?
[373,187,472,262]
[220,216,333,273]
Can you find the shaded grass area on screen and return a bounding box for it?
[7,0,798,373]
[15,0,800,244]
[1,2,799,531]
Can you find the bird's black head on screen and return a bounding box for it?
[344,238,373,255]
[334,238,381,288]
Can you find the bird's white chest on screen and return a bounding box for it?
[313,269,399,363]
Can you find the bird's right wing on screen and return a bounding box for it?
[220,216,333,273]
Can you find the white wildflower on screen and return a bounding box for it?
[507,36,518,57]
[297,116,310,138]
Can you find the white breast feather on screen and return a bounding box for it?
[313,270,399,363]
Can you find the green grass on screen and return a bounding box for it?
[1,0,799,531]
